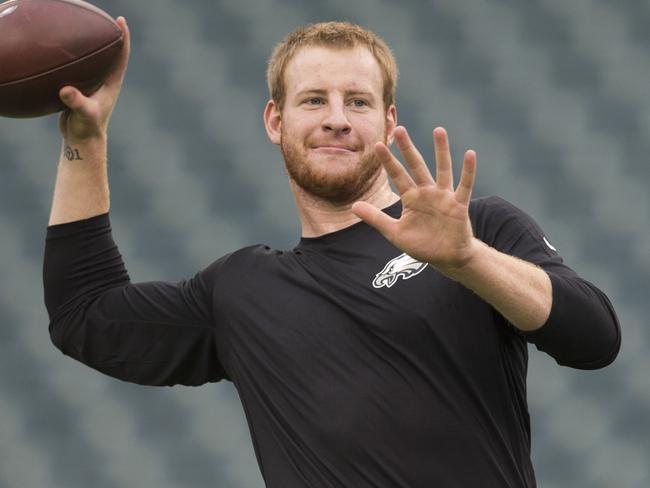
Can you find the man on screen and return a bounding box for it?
[44,19,620,487]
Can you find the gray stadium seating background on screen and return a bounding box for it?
[1,0,648,486]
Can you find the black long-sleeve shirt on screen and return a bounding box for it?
[43,196,620,488]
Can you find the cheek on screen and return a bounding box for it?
[284,115,318,140]
[354,116,387,144]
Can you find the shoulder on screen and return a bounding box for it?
[199,243,290,283]
[202,244,277,272]
[469,196,558,259]
[469,195,526,226]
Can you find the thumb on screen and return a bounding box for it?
[59,86,88,113]
[351,201,396,239]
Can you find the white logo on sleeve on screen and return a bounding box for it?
[543,236,557,252]
[373,253,428,289]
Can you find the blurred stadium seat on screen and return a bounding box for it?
[0,1,647,486]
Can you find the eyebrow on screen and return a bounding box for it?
[295,88,376,98]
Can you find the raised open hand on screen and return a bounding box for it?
[352,126,478,274]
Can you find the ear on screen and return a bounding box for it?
[263,99,282,145]
[385,104,397,146]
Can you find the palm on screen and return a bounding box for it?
[352,127,477,272]
[58,95,102,139]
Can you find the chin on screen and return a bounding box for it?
[282,138,383,205]
[293,163,383,205]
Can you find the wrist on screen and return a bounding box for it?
[59,136,107,163]
[434,238,488,282]
[62,132,107,148]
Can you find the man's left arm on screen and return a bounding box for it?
[446,229,620,369]
[443,238,552,332]
[353,126,620,369]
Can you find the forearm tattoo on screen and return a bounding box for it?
[64,145,84,161]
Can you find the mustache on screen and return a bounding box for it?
[308,141,361,151]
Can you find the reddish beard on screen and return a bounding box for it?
[280,135,385,205]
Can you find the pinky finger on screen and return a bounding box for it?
[455,150,476,204]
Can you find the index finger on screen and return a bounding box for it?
[375,141,416,195]
[394,126,435,185]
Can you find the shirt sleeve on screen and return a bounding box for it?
[470,196,621,370]
[43,213,229,386]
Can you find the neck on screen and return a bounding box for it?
[291,171,399,237]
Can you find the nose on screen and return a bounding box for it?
[321,102,351,135]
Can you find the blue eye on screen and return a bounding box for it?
[352,99,368,107]
[307,98,322,105]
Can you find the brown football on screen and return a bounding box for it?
[0,0,123,118]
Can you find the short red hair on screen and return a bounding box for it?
[266,21,398,110]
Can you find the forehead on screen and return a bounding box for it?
[284,45,383,97]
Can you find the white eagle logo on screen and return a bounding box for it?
[372,253,428,289]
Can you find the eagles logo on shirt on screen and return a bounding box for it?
[373,253,428,289]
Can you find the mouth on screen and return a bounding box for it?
[312,145,357,154]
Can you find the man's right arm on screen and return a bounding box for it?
[44,214,229,386]
[49,135,109,225]
[49,17,128,226]
[44,17,228,386]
